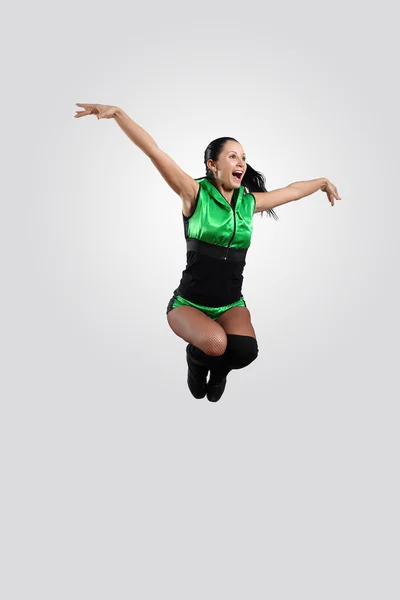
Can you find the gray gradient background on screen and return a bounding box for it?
[1,1,399,598]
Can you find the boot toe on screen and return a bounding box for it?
[187,369,208,399]
[206,377,227,402]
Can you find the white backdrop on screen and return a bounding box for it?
[1,0,399,598]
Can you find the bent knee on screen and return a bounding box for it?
[202,333,227,356]
[226,334,259,369]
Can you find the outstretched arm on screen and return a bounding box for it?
[290,178,342,206]
[113,107,158,156]
[114,108,199,201]
[75,104,199,201]
[253,178,342,213]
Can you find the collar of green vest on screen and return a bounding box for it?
[195,177,245,207]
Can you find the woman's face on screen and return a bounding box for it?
[208,141,247,189]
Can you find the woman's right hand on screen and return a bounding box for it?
[74,103,120,120]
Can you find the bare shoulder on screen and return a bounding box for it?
[181,180,200,218]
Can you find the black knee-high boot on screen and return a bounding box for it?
[186,344,228,399]
[207,334,259,402]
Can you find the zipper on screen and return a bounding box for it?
[224,204,236,260]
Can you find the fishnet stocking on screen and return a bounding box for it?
[168,305,258,384]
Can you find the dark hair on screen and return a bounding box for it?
[201,136,279,221]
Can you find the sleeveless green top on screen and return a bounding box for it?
[184,177,256,249]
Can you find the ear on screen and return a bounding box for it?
[207,159,216,173]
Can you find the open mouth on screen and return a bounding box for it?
[232,171,243,182]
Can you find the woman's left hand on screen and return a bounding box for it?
[321,180,342,206]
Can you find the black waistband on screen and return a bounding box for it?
[186,238,247,262]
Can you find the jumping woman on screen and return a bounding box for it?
[74,103,342,403]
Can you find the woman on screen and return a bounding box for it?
[75,103,342,403]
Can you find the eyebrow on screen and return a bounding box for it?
[227,150,246,157]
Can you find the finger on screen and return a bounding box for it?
[334,185,342,200]
[76,103,96,108]
[74,110,91,118]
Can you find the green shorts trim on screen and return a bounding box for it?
[167,290,246,320]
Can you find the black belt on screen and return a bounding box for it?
[186,238,247,262]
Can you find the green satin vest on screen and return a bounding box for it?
[185,177,256,249]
